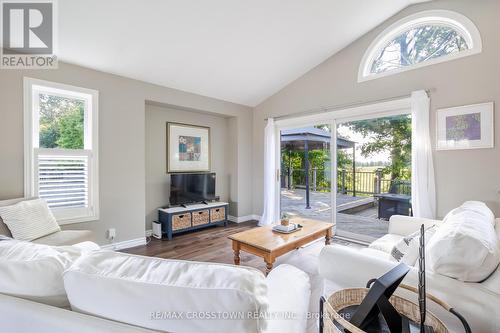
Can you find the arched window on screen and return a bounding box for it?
[359,10,482,81]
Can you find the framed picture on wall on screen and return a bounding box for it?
[167,122,211,173]
[436,102,494,150]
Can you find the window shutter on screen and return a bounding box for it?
[35,149,90,209]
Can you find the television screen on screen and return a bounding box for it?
[170,173,216,205]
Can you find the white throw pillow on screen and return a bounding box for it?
[64,251,269,333]
[0,198,60,241]
[0,238,99,307]
[369,234,405,254]
[428,201,499,282]
[391,225,437,265]
[446,201,496,225]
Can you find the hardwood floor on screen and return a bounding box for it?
[124,221,269,271]
[124,221,353,273]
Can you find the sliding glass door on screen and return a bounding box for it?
[275,109,412,243]
[335,114,412,243]
[279,124,333,224]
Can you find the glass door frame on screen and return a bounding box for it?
[274,97,412,240]
[276,120,337,227]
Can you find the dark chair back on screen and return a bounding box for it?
[389,180,411,195]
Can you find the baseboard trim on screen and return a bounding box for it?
[228,214,260,223]
[101,237,147,251]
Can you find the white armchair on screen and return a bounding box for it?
[318,215,500,333]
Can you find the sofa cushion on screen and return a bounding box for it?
[481,265,500,295]
[480,218,500,294]
[0,293,158,333]
[444,201,495,225]
[369,234,404,254]
[0,238,98,307]
[360,247,393,261]
[0,198,33,238]
[428,201,499,282]
[265,264,310,333]
[63,251,269,333]
[0,198,60,241]
[32,230,94,246]
[0,197,37,207]
[390,225,437,265]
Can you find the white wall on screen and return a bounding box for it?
[0,62,253,245]
[253,0,500,217]
[145,104,232,230]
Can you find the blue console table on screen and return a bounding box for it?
[158,202,229,240]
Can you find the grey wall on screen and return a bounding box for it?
[1,0,497,246]
[253,0,500,217]
[145,104,232,230]
[0,62,253,245]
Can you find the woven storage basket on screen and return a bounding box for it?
[210,207,225,222]
[321,284,453,333]
[172,213,192,231]
[192,210,209,226]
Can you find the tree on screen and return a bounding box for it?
[40,123,60,148]
[311,124,356,170]
[348,115,411,180]
[38,94,85,149]
[336,150,352,170]
[372,25,468,74]
[56,107,84,149]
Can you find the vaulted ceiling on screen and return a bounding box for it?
[59,0,427,106]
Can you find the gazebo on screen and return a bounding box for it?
[280,127,356,209]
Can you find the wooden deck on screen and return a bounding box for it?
[281,189,388,241]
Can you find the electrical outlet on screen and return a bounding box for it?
[107,228,116,240]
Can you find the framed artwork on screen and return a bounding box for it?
[436,102,494,150]
[167,122,211,173]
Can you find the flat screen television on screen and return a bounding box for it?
[170,173,216,206]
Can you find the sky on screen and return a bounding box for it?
[337,124,391,163]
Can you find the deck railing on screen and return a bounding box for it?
[281,168,410,196]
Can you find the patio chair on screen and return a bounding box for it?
[376,180,412,220]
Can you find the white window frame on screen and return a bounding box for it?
[358,10,482,82]
[24,77,99,225]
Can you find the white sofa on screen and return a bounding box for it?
[0,243,311,333]
[318,215,500,333]
[0,197,93,246]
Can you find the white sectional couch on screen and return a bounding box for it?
[319,215,500,333]
[0,238,311,333]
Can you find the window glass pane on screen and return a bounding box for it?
[39,93,85,149]
[336,114,412,243]
[280,124,332,224]
[371,25,469,74]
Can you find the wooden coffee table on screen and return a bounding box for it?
[228,218,333,275]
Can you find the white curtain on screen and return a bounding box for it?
[259,118,277,226]
[411,90,436,219]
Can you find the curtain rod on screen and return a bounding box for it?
[265,89,432,122]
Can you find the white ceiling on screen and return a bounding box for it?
[59,0,425,107]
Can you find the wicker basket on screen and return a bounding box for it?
[321,284,469,333]
[192,210,209,226]
[210,207,225,222]
[172,213,192,231]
